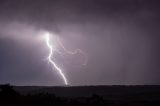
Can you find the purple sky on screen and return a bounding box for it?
[0,0,160,86]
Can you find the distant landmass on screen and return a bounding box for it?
[13,85,160,99]
[1,84,160,105]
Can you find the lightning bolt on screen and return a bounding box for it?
[57,37,88,66]
[45,32,68,85]
[43,31,87,85]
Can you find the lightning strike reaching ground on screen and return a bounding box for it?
[45,32,68,85]
[43,31,87,85]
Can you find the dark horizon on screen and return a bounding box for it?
[1,84,160,105]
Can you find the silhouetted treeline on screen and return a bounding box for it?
[0,84,160,106]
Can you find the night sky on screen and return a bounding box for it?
[0,0,160,86]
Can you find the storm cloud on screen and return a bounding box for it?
[0,0,160,85]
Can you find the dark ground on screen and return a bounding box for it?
[0,84,160,106]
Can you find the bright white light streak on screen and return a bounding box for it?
[57,37,88,65]
[45,32,68,85]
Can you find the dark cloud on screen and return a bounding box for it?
[0,0,160,85]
